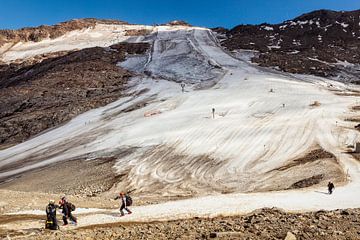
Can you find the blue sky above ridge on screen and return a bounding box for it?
[1,0,360,29]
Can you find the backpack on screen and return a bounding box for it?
[67,202,76,211]
[45,220,58,230]
[125,195,133,206]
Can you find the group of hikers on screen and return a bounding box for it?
[45,192,132,230]
[45,183,335,230]
[45,196,78,230]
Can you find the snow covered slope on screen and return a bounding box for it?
[0,23,153,62]
[1,23,360,220]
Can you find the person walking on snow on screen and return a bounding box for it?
[328,181,335,194]
[212,108,215,119]
[115,192,132,216]
[180,82,185,93]
[59,196,77,225]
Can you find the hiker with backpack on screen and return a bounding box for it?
[45,200,59,230]
[59,196,77,225]
[114,192,132,216]
[328,181,335,194]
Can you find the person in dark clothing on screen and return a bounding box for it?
[328,181,335,194]
[114,192,132,216]
[212,108,215,119]
[59,197,77,225]
[180,82,185,93]
[45,200,59,230]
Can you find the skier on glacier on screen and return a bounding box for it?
[115,192,132,216]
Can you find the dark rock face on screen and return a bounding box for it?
[216,9,360,82]
[0,42,149,147]
[0,18,127,47]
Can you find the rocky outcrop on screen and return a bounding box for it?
[0,42,149,146]
[5,207,360,239]
[0,18,127,47]
[166,20,192,26]
[216,10,360,82]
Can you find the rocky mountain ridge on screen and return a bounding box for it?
[216,9,360,82]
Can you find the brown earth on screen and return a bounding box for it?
[125,29,152,36]
[0,157,119,197]
[274,149,336,172]
[263,148,345,191]
[2,208,360,239]
[0,42,149,147]
[290,174,325,189]
[351,106,360,111]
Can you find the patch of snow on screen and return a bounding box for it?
[262,26,274,31]
[298,20,309,25]
[267,45,281,50]
[231,49,259,62]
[289,21,296,26]
[318,35,322,42]
[292,39,301,46]
[307,57,330,65]
[9,208,105,215]
[335,60,355,68]
[287,50,300,55]
[335,21,349,28]
[323,24,333,32]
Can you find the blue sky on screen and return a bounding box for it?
[1,0,360,30]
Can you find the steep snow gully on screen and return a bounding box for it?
[2,25,360,226]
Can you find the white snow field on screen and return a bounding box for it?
[1,23,360,226]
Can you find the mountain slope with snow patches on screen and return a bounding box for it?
[218,9,360,82]
[1,19,360,227]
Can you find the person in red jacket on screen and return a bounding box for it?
[114,192,132,216]
[59,196,77,225]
